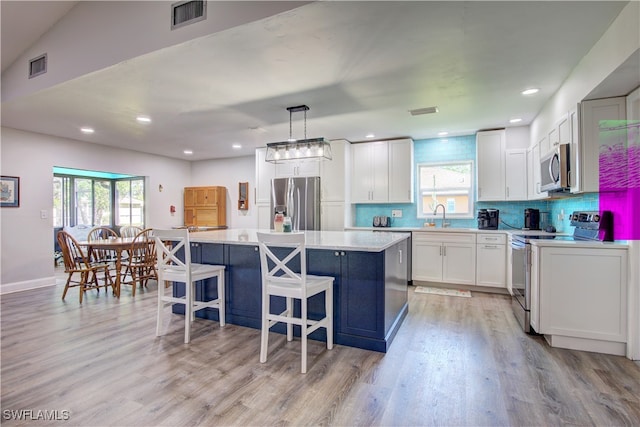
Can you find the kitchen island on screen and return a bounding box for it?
[173,229,410,352]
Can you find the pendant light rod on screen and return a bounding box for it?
[286,105,309,142]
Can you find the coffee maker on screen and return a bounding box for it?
[478,209,499,230]
[524,208,540,230]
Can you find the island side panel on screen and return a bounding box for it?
[384,239,409,342]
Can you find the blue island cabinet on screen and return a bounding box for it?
[184,238,409,353]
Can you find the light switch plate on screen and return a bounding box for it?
[391,209,402,218]
[40,210,48,219]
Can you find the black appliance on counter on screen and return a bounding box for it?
[477,209,499,230]
[524,208,540,230]
[510,210,613,334]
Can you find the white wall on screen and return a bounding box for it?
[530,1,639,146]
[0,127,192,293]
[191,156,258,229]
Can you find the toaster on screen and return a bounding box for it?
[373,216,391,227]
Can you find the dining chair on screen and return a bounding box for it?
[87,226,119,281]
[120,225,143,238]
[153,229,225,344]
[120,228,156,296]
[57,230,115,303]
[87,226,118,263]
[257,232,334,373]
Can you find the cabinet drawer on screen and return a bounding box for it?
[477,234,506,244]
[412,232,476,244]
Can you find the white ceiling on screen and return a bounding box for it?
[1,1,635,161]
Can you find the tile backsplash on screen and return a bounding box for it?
[353,134,600,230]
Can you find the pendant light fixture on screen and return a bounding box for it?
[265,105,332,163]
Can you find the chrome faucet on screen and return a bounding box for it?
[434,203,448,228]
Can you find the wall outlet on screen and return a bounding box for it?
[391,209,402,218]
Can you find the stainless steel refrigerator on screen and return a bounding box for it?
[270,176,321,231]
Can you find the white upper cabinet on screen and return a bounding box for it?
[477,128,529,202]
[351,141,388,203]
[568,105,581,193]
[274,158,320,178]
[505,149,528,200]
[320,139,348,202]
[557,113,571,146]
[351,139,413,204]
[477,130,506,201]
[527,142,547,200]
[580,97,626,193]
[388,139,414,203]
[255,148,275,205]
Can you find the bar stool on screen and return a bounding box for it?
[153,229,225,344]
[257,232,334,373]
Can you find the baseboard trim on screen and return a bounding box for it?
[1,277,56,295]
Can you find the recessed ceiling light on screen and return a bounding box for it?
[510,118,523,123]
[438,131,448,136]
[232,144,242,149]
[80,127,94,134]
[136,116,151,123]
[183,150,193,155]
[365,133,375,139]
[521,88,539,96]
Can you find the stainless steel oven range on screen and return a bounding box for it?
[510,210,613,333]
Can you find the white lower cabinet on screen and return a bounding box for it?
[534,244,628,355]
[412,232,476,285]
[475,233,506,288]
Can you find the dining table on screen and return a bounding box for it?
[79,237,152,297]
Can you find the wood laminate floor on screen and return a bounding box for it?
[1,280,639,427]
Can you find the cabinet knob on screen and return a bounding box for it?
[341,251,345,256]
[254,247,259,252]
[334,251,339,256]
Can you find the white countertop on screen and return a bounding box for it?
[347,226,507,234]
[529,239,629,249]
[188,229,410,252]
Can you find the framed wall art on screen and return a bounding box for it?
[1,176,20,207]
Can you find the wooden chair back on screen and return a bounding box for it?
[88,226,118,263]
[57,230,91,272]
[120,225,143,238]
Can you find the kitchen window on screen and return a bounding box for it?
[417,161,474,218]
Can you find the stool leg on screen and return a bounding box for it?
[260,290,269,363]
[156,279,165,337]
[184,281,192,344]
[218,272,225,327]
[327,286,333,350]
[301,298,308,374]
[286,297,293,342]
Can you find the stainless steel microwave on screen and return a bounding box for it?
[540,143,570,192]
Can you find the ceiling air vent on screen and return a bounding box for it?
[171,0,206,30]
[29,54,47,79]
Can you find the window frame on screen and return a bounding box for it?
[53,172,145,228]
[416,160,475,219]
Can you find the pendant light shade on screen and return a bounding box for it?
[265,105,332,163]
